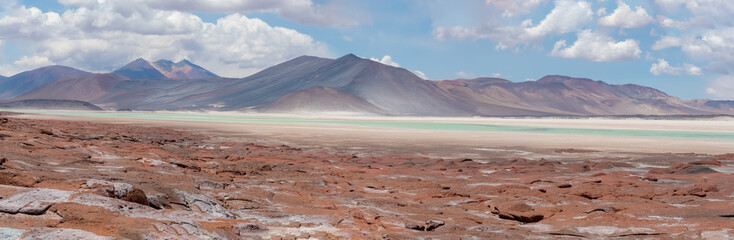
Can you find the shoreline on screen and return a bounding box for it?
[11,111,734,155]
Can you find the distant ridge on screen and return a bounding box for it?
[0,99,102,111]
[0,66,91,100]
[3,54,734,116]
[14,73,130,103]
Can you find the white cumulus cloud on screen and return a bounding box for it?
[0,2,330,77]
[654,0,734,29]
[653,27,734,74]
[706,75,734,99]
[598,1,653,28]
[370,55,400,68]
[649,58,702,76]
[434,0,593,49]
[456,71,476,79]
[59,0,362,27]
[550,30,641,62]
[485,0,547,17]
[413,70,428,80]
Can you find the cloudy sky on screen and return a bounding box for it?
[1,0,733,99]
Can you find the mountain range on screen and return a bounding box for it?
[1,54,733,116]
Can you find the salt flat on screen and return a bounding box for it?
[12,110,734,154]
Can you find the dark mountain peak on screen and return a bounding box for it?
[128,58,151,67]
[152,59,175,72]
[154,59,174,64]
[335,53,364,63]
[152,59,197,69]
[118,58,154,70]
[149,58,218,80]
[113,58,167,79]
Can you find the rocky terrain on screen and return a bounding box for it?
[0,111,732,239]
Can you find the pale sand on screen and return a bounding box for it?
[13,113,734,155]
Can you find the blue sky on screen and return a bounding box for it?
[1,0,733,100]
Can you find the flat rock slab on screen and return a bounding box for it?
[68,193,213,222]
[0,227,26,239]
[174,189,235,219]
[15,227,112,240]
[0,187,73,214]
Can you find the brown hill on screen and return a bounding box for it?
[0,66,91,100]
[436,75,719,116]
[14,74,130,104]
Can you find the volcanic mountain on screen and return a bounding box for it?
[0,66,91,100]
[152,59,219,80]
[176,54,471,115]
[112,58,167,80]
[112,58,218,80]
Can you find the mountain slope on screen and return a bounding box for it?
[257,86,388,115]
[3,54,733,116]
[14,74,130,103]
[0,66,92,100]
[177,54,473,115]
[436,75,720,116]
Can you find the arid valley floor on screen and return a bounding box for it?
[0,111,733,239]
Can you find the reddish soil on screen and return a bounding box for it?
[0,112,732,239]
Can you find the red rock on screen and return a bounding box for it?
[490,202,546,223]
[690,159,723,166]
[1,112,733,239]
